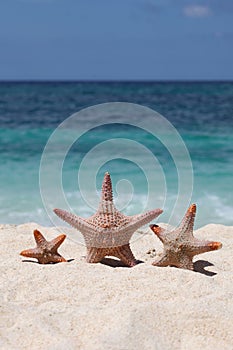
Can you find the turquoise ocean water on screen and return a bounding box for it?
[0,82,232,228]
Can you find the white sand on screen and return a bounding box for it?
[0,223,233,350]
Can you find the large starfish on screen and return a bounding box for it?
[150,204,222,270]
[54,172,162,267]
[20,229,67,264]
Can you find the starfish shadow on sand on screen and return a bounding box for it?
[100,257,143,268]
[21,258,75,264]
[193,260,217,277]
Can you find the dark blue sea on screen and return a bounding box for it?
[0,81,232,228]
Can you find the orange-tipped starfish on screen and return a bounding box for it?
[20,229,67,264]
[150,204,222,270]
[54,172,163,267]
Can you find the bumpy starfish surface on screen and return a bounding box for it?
[150,204,222,270]
[20,230,67,264]
[54,172,162,267]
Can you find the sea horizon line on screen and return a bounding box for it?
[0,79,233,84]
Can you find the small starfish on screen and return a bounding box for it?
[150,204,222,270]
[54,172,162,267]
[20,229,67,264]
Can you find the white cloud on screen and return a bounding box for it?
[183,5,212,18]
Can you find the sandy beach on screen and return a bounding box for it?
[0,222,232,350]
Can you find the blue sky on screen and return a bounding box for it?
[0,0,232,80]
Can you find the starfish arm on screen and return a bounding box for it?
[152,254,170,267]
[110,244,137,267]
[50,234,66,252]
[190,239,222,256]
[86,245,137,267]
[86,247,107,263]
[46,254,67,263]
[101,172,113,201]
[20,248,41,258]
[150,224,167,243]
[54,208,92,234]
[32,252,67,264]
[178,204,196,240]
[152,252,194,270]
[129,209,163,232]
[33,230,47,245]
[176,254,194,270]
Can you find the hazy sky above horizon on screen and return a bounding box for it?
[0,0,232,80]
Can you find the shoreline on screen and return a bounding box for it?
[1,223,233,349]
